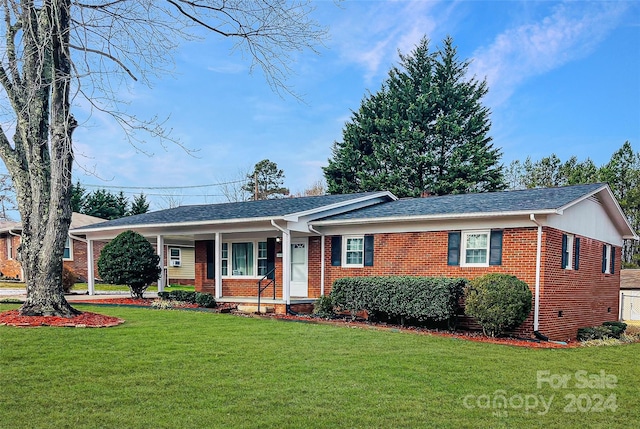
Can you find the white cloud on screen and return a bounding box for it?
[469,2,628,106]
[332,1,440,83]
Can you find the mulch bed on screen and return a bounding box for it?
[0,310,125,328]
[264,314,577,348]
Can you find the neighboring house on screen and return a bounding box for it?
[620,269,640,321]
[0,213,105,281]
[72,183,636,340]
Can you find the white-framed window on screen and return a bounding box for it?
[169,247,181,267]
[221,242,229,276]
[461,231,490,267]
[6,235,13,260]
[342,236,364,267]
[562,234,574,270]
[257,241,268,276]
[221,241,268,277]
[63,236,73,260]
[603,244,612,274]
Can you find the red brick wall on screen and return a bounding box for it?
[314,227,619,340]
[539,228,620,341]
[0,234,22,279]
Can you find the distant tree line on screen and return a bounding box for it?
[71,182,150,220]
[507,141,640,267]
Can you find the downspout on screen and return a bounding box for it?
[529,214,543,335]
[308,226,325,296]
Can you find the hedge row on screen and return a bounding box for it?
[157,290,216,308]
[330,276,467,322]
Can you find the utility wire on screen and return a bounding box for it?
[81,178,247,190]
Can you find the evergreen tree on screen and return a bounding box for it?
[243,159,290,200]
[129,193,151,215]
[70,181,86,213]
[324,36,504,197]
[82,189,128,220]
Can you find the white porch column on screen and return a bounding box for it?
[157,235,165,292]
[282,230,291,305]
[320,235,326,296]
[87,239,95,296]
[215,232,222,299]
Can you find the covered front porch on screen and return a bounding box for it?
[81,220,327,310]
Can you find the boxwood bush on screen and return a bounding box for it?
[157,290,216,308]
[330,276,467,325]
[578,321,627,341]
[464,273,532,337]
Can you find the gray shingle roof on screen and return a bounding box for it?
[75,192,385,231]
[316,183,606,221]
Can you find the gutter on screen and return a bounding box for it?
[529,214,543,333]
[308,226,325,296]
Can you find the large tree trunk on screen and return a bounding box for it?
[0,1,78,317]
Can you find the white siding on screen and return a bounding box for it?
[547,197,623,245]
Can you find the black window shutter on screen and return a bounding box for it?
[364,235,374,266]
[331,236,342,266]
[489,230,503,266]
[574,237,580,270]
[561,234,568,269]
[267,238,276,279]
[206,240,214,279]
[447,232,461,266]
[611,247,616,274]
[602,244,607,273]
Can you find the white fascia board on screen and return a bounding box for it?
[311,209,559,227]
[282,192,396,222]
[69,215,281,236]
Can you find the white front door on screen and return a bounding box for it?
[290,238,308,297]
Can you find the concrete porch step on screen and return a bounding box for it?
[236,304,275,314]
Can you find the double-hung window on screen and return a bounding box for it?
[602,244,615,274]
[561,234,574,269]
[343,236,364,267]
[221,241,268,277]
[448,230,502,267]
[63,237,72,260]
[461,231,489,266]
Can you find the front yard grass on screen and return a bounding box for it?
[0,303,638,428]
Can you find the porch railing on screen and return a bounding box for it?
[257,268,276,314]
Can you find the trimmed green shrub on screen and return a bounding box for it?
[578,322,627,341]
[330,276,466,325]
[313,295,334,319]
[464,274,532,337]
[195,292,216,308]
[62,266,77,294]
[602,321,627,338]
[98,230,161,299]
[157,290,216,307]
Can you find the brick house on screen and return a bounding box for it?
[72,183,636,340]
[0,213,105,282]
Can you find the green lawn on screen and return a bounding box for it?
[0,304,638,428]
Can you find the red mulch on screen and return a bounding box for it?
[268,314,578,348]
[0,310,125,328]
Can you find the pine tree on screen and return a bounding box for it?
[129,193,150,215]
[243,159,290,200]
[70,181,86,213]
[324,36,504,197]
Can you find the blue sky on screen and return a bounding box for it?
[70,0,640,210]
